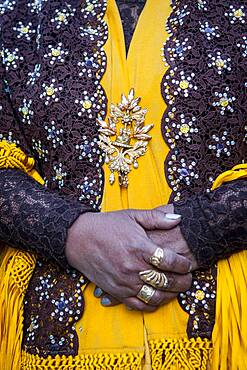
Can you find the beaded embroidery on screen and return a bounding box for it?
[161,0,247,338]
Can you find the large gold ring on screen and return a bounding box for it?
[137,285,156,304]
[139,269,169,289]
[149,247,164,268]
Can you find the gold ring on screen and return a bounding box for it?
[139,269,169,289]
[150,247,164,268]
[137,285,156,304]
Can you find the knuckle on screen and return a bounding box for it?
[180,260,191,274]
[144,209,157,229]
[163,251,176,271]
[151,291,171,307]
[121,260,133,275]
[168,275,176,289]
[183,274,193,291]
[150,291,164,306]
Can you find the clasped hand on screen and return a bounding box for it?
[65,205,197,312]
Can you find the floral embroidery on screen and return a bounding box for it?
[18,99,34,125]
[13,21,36,41]
[27,64,41,85]
[208,132,235,158]
[45,121,63,148]
[212,87,236,115]
[225,5,246,24]
[207,51,231,75]
[75,137,99,161]
[32,138,48,161]
[2,48,23,70]
[178,267,217,339]
[44,43,68,65]
[199,22,220,40]
[197,0,208,11]
[165,37,192,62]
[0,1,16,15]
[51,7,76,29]
[237,36,247,58]
[27,0,48,14]
[53,163,67,189]
[40,79,63,105]
[0,131,20,145]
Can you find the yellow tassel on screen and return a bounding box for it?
[0,140,42,370]
[21,350,144,369]
[0,140,44,185]
[149,338,212,370]
[212,163,247,190]
[0,249,36,370]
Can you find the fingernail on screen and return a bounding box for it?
[188,263,193,273]
[127,306,133,311]
[101,297,111,306]
[94,287,103,298]
[165,213,181,220]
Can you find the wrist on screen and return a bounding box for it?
[65,212,95,269]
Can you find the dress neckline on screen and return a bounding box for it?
[115,0,147,55]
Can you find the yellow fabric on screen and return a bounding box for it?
[0,140,42,370]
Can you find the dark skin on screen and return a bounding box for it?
[65,207,194,312]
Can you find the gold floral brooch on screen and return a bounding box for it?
[97,89,153,188]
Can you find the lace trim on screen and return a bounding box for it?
[161,0,247,339]
[1,0,108,357]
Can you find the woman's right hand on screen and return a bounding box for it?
[65,208,192,312]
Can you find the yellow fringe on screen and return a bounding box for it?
[21,338,212,370]
[210,164,247,369]
[21,351,144,369]
[0,140,42,370]
[149,338,212,370]
[212,163,247,190]
[0,249,36,370]
[0,140,44,184]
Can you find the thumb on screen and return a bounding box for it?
[130,209,181,231]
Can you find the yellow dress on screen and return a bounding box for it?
[1,0,247,369]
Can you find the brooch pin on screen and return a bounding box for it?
[97,89,153,188]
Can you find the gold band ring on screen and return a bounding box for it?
[139,269,169,289]
[149,247,164,268]
[137,284,156,304]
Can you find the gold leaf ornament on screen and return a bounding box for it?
[97,89,153,187]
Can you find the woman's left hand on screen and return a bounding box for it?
[94,204,197,308]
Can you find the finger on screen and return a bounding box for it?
[94,286,104,298]
[124,291,177,312]
[130,209,181,231]
[143,245,191,274]
[147,289,178,307]
[138,270,192,292]
[100,294,122,307]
